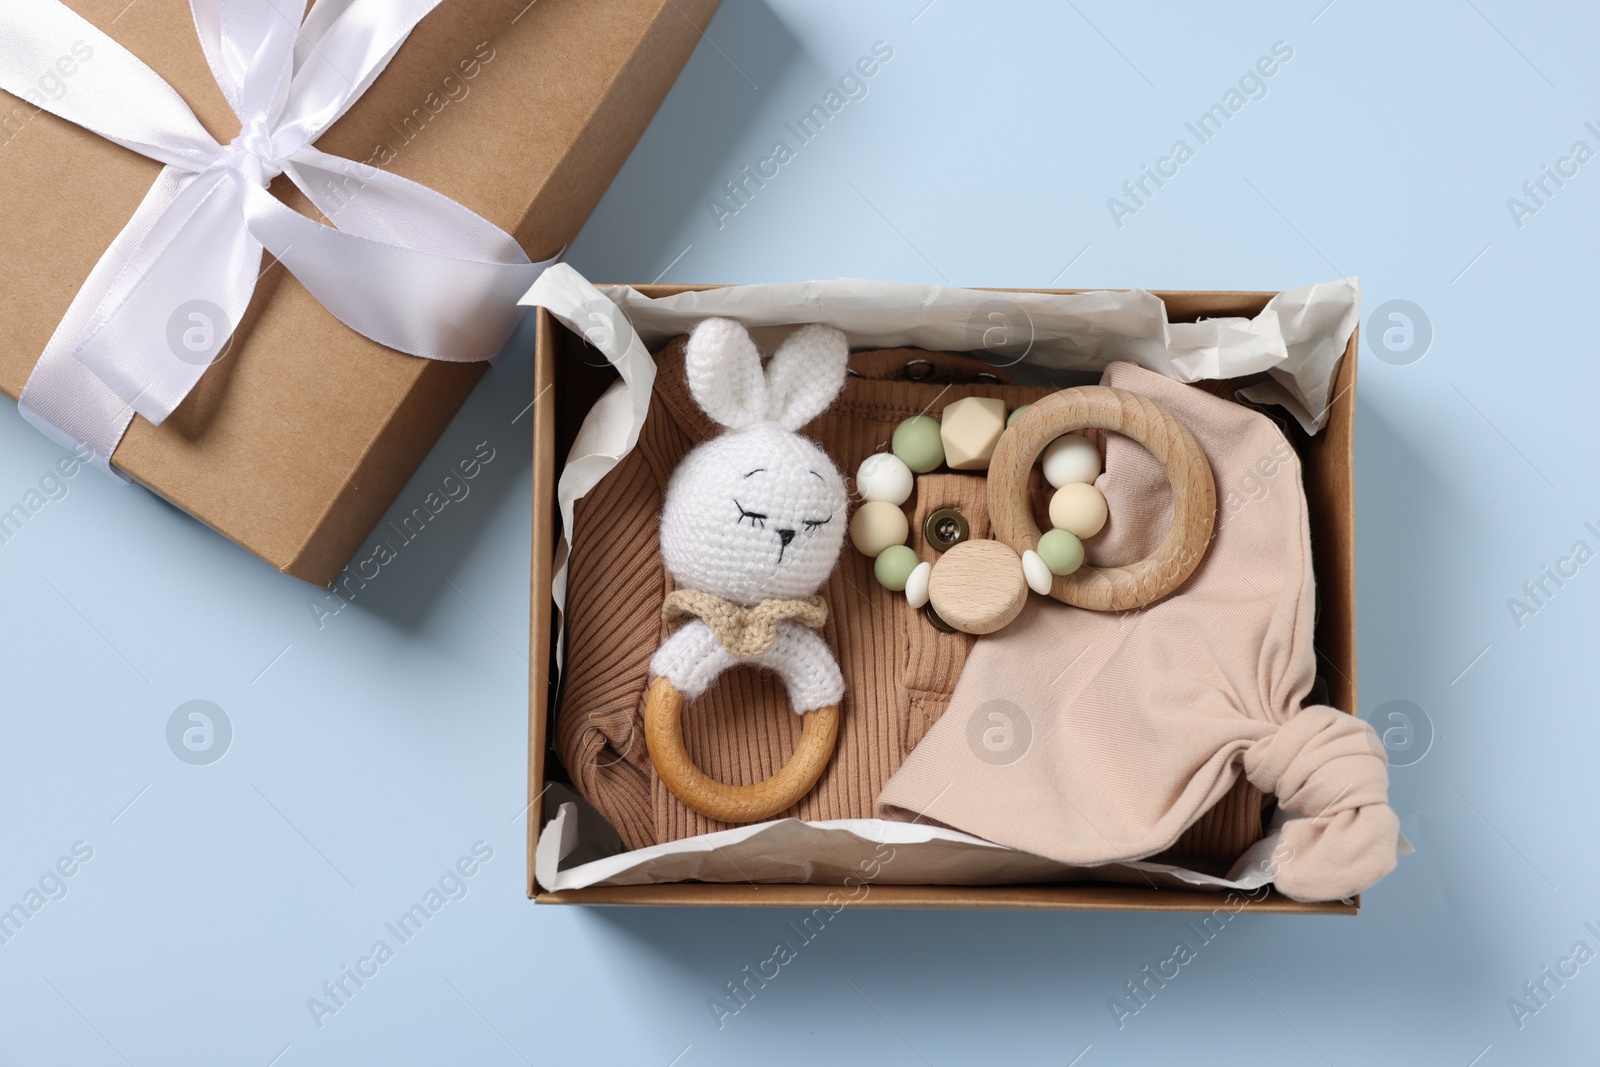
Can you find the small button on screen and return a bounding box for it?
[924,603,957,633]
[924,508,969,551]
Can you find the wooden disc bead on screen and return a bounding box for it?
[926,538,1029,635]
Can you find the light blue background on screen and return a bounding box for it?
[1,0,1594,1063]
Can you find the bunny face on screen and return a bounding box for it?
[660,424,848,604]
[657,318,853,606]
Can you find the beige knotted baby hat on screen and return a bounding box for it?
[877,362,1400,902]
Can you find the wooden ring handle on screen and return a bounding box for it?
[643,676,840,824]
[988,385,1216,612]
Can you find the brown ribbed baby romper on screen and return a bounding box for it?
[557,338,1264,862]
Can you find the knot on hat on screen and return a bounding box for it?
[1243,705,1400,901]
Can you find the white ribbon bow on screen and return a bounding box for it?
[0,0,554,471]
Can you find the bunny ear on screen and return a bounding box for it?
[763,324,849,431]
[686,318,766,430]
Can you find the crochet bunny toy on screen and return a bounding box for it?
[649,318,851,716]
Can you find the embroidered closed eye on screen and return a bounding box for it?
[734,499,768,528]
[803,516,832,532]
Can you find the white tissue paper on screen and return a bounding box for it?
[520,265,1363,894]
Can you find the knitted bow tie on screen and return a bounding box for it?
[661,590,829,658]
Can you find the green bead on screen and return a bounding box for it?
[891,415,944,473]
[1006,404,1031,428]
[1037,528,1084,576]
[874,544,921,591]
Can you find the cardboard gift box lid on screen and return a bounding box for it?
[0,0,718,586]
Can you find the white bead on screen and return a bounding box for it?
[1042,434,1102,487]
[856,452,914,504]
[1021,549,1053,596]
[1049,482,1108,538]
[904,561,932,609]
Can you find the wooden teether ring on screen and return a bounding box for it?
[643,677,840,824]
[989,385,1216,612]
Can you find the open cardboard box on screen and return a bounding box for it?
[525,285,1360,913]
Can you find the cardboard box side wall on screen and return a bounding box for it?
[527,287,1359,913]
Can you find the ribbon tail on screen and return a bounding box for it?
[19,342,136,479]
[17,167,226,470]
[284,147,537,262]
[68,169,263,426]
[241,182,551,363]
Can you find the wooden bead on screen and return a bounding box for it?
[926,538,1028,634]
[850,500,909,557]
[939,396,1007,470]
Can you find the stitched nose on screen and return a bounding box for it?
[776,528,796,549]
